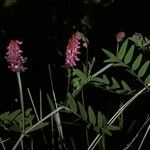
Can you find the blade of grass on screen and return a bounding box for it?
[138,124,150,150]
[27,88,40,121]
[48,64,65,145]
[39,89,42,120]
[0,137,6,150]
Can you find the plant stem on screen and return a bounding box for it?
[48,64,66,149]
[65,68,71,105]
[27,88,40,121]
[85,47,89,76]
[16,72,25,132]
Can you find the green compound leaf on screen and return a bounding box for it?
[97,111,103,128]
[145,74,150,85]
[88,106,96,126]
[117,39,128,60]
[77,101,87,121]
[102,48,119,62]
[132,54,142,71]
[124,45,135,64]
[138,61,150,78]
[67,93,77,113]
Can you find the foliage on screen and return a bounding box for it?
[1,33,150,150]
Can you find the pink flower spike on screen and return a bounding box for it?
[116,32,125,43]
[65,31,88,67]
[5,40,27,72]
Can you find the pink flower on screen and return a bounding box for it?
[5,40,27,72]
[116,32,125,43]
[65,32,88,67]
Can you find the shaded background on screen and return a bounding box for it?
[0,0,150,149]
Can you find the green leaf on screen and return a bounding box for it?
[10,124,21,132]
[107,125,120,131]
[0,112,10,121]
[102,75,109,85]
[77,101,87,121]
[121,80,131,91]
[88,57,96,75]
[102,48,119,62]
[110,77,120,89]
[73,69,87,82]
[88,106,96,126]
[102,114,107,127]
[145,74,150,85]
[72,78,80,89]
[104,59,118,63]
[7,109,21,122]
[92,77,106,84]
[67,93,77,113]
[138,61,150,78]
[25,108,32,117]
[47,94,55,111]
[25,115,34,125]
[97,111,103,128]
[132,54,142,71]
[26,122,49,132]
[116,89,127,94]
[101,128,112,136]
[124,45,134,64]
[14,108,32,124]
[117,39,128,60]
[113,62,127,67]
[143,37,150,46]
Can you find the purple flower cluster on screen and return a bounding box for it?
[116,32,125,43]
[5,40,27,72]
[65,32,88,67]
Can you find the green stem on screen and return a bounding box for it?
[16,72,25,132]
[85,47,89,76]
[65,68,71,105]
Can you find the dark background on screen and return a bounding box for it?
[0,0,150,149]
